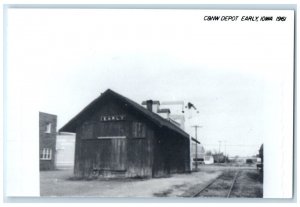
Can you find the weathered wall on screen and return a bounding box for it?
[72,96,190,179]
[74,97,154,178]
[153,128,190,177]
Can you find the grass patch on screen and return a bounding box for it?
[230,170,263,198]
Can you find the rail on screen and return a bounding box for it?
[192,170,240,198]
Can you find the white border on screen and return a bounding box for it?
[1,1,297,205]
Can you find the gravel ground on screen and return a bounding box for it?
[40,168,221,197]
[40,165,262,197]
[195,170,237,198]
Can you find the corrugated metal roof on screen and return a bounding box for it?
[60,89,190,139]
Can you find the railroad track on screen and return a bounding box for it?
[193,170,240,198]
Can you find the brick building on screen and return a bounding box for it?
[39,112,57,170]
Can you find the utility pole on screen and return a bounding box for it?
[191,125,202,171]
[218,140,222,163]
[224,140,227,163]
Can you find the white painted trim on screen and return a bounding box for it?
[97,136,126,139]
[40,148,52,160]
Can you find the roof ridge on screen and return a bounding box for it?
[60,89,189,138]
[107,90,188,135]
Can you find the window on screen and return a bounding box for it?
[45,123,51,133]
[40,148,52,160]
[94,122,126,139]
[132,122,146,138]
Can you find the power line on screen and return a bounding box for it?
[203,144,259,147]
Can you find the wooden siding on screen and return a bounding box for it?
[73,96,154,178]
[126,130,153,177]
[72,95,190,179]
[153,128,190,177]
[132,122,146,138]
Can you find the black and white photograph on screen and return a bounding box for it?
[4,6,294,200]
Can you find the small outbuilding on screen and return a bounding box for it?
[55,132,76,169]
[60,89,191,178]
[204,156,214,165]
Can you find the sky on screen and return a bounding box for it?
[6,9,294,157]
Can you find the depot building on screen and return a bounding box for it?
[60,89,191,178]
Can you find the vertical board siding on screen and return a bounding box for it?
[75,136,153,178]
[132,122,146,138]
[72,97,189,179]
[73,100,154,178]
[126,137,152,177]
[76,139,127,177]
[95,122,128,137]
[74,132,83,177]
[153,132,167,177]
[153,128,190,177]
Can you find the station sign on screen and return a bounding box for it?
[100,115,126,121]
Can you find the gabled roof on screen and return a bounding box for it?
[59,89,189,138]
